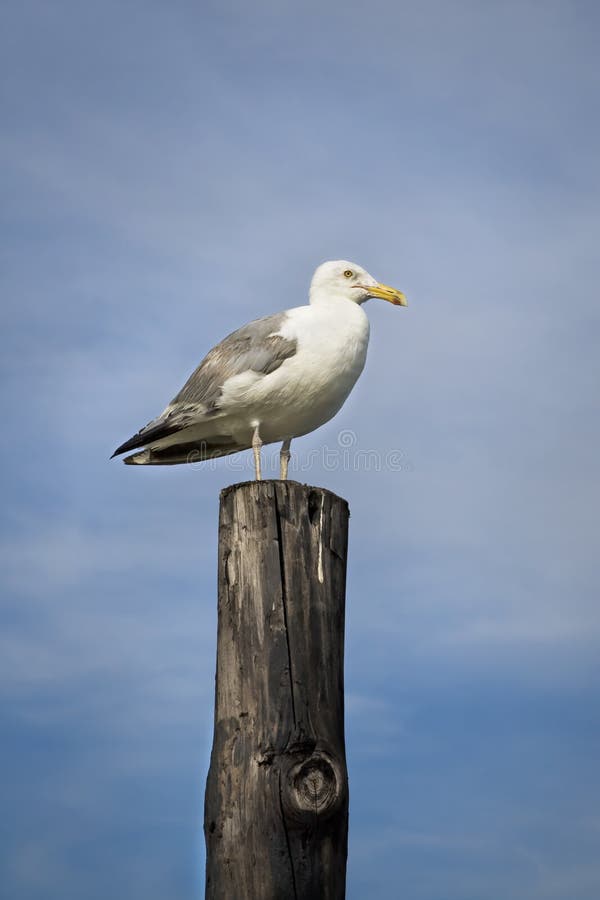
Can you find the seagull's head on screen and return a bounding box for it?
[309,259,407,308]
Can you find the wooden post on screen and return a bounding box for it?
[204,480,349,900]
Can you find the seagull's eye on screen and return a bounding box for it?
[343,269,353,278]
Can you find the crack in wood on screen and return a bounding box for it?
[274,490,297,730]
[279,767,299,900]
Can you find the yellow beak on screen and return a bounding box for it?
[367,282,408,307]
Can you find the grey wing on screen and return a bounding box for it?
[173,311,297,408]
[112,311,297,458]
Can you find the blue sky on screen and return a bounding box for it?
[2,1,599,897]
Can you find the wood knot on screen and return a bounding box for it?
[281,751,345,825]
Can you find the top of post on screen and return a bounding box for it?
[219,479,349,511]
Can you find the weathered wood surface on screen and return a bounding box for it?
[204,480,350,900]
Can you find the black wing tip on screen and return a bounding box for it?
[111,433,145,459]
[111,417,183,461]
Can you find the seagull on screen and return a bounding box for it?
[112,260,407,480]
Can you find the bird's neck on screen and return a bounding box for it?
[309,290,362,308]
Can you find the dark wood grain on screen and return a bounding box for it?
[204,480,350,900]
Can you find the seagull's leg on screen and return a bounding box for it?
[279,439,292,480]
[252,425,263,481]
